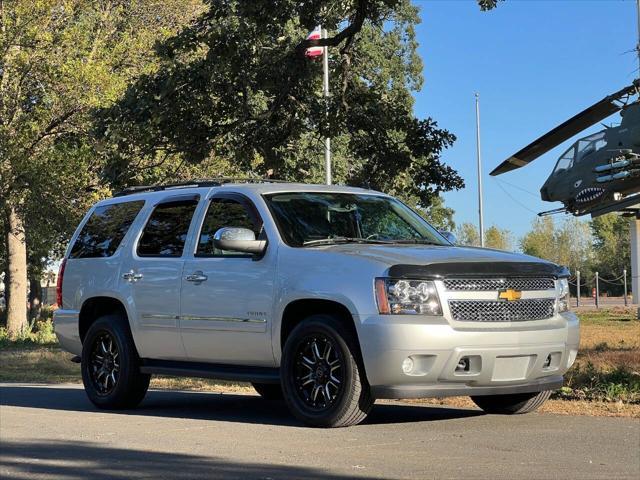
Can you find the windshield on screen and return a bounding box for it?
[264,192,449,247]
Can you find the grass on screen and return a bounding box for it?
[560,307,640,404]
[1,310,639,417]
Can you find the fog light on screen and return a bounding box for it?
[402,357,414,374]
[543,354,552,368]
[456,357,470,372]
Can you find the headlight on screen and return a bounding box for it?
[557,278,570,312]
[375,278,442,315]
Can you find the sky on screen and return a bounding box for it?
[411,0,639,240]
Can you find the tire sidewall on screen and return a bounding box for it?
[281,315,363,427]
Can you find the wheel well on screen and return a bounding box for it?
[280,299,359,351]
[78,297,128,343]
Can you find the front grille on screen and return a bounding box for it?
[444,277,555,291]
[448,299,555,322]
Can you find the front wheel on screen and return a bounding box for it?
[81,314,150,409]
[470,390,552,414]
[281,314,373,428]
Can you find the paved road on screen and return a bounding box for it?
[1,384,638,480]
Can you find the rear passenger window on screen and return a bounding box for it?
[70,201,144,259]
[137,199,199,257]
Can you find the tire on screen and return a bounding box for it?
[281,314,373,428]
[252,382,284,401]
[81,314,151,410]
[470,390,552,414]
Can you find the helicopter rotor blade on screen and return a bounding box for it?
[490,81,639,176]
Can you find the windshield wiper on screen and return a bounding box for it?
[392,239,443,245]
[302,237,394,247]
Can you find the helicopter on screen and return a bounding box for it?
[490,80,640,217]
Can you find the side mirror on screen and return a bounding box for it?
[439,230,457,245]
[213,227,266,255]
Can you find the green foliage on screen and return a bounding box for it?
[419,196,455,231]
[0,0,204,288]
[99,0,480,207]
[560,363,640,404]
[520,216,593,274]
[455,222,481,247]
[484,225,514,251]
[590,214,630,290]
[0,319,56,346]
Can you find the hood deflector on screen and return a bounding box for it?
[388,262,569,280]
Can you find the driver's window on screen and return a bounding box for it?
[196,198,262,257]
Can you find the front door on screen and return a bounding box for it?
[127,195,200,360]
[180,194,276,366]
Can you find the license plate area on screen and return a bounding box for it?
[491,355,534,381]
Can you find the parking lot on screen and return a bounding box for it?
[1,384,638,480]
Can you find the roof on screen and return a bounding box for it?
[99,180,385,207]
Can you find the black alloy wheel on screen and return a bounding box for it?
[293,334,344,410]
[88,331,120,395]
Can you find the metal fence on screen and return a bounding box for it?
[569,269,631,307]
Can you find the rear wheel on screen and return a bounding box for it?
[470,390,552,414]
[281,314,373,428]
[252,382,283,400]
[81,314,150,409]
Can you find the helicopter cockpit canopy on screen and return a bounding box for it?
[552,130,607,175]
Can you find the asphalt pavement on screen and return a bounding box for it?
[0,383,638,480]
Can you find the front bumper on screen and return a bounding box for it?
[357,311,579,399]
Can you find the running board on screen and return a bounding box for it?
[140,359,280,384]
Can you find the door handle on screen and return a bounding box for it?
[185,271,208,283]
[122,270,143,282]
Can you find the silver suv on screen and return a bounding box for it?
[54,180,579,427]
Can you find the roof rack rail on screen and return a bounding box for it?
[113,177,289,197]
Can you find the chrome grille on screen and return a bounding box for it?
[444,277,555,291]
[448,299,555,322]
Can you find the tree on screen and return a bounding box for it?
[455,222,481,247]
[520,216,592,274]
[97,1,505,207]
[484,225,514,251]
[0,0,203,335]
[590,214,630,295]
[420,196,455,232]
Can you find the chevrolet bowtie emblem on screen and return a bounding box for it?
[498,289,522,302]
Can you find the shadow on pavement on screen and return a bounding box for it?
[0,384,483,427]
[0,439,381,480]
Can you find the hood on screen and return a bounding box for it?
[319,244,567,278]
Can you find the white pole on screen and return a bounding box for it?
[322,27,331,185]
[631,218,640,308]
[636,0,640,72]
[475,93,485,247]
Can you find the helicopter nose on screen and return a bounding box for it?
[540,185,551,201]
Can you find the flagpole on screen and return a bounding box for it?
[322,27,332,185]
[475,92,485,247]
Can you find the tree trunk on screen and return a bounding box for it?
[28,276,42,321]
[5,205,28,336]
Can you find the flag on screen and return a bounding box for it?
[305,26,323,58]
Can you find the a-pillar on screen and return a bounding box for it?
[631,216,640,312]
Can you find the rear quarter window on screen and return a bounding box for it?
[70,201,145,259]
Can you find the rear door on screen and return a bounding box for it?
[179,193,276,366]
[125,195,200,360]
